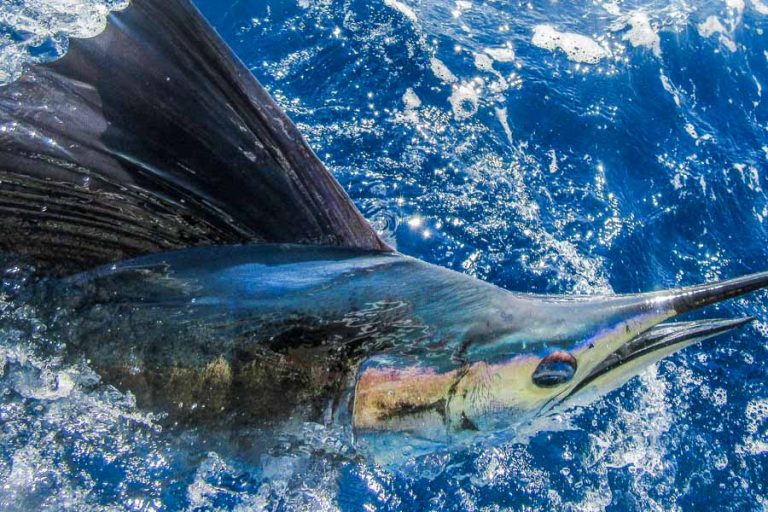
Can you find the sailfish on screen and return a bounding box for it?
[0,0,766,464]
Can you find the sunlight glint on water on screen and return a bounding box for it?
[1,0,768,509]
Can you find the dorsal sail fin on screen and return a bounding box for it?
[0,0,389,275]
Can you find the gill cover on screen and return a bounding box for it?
[0,0,388,275]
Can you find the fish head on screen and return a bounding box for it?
[353,272,768,457]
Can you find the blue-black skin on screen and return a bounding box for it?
[42,243,767,463]
[54,243,516,423]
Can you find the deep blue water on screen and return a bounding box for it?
[2,0,768,510]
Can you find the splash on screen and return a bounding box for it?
[0,267,171,509]
[0,0,128,85]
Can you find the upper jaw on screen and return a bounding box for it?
[665,271,768,315]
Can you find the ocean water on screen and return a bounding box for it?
[1,0,768,510]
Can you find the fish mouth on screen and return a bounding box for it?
[572,316,755,395]
[566,271,768,400]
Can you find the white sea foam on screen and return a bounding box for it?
[726,0,746,12]
[547,149,558,174]
[495,106,513,145]
[430,56,458,83]
[484,46,516,62]
[752,0,768,15]
[741,399,768,454]
[402,87,422,110]
[586,367,679,508]
[660,70,683,107]
[622,12,662,57]
[602,1,621,15]
[452,0,472,18]
[384,0,418,22]
[473,52,495,73]
[684,122,699,139]
[698,15,738,51]
[448,81,480,119]
[699,15,728,37]
[531,24,609,64]
[731,163,764,192]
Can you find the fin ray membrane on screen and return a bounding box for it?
[0,0,387,275]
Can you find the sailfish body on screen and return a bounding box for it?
[1,0,766,464]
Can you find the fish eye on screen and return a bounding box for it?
[532,351,577,388]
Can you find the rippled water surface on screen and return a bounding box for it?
[2,0,768,510]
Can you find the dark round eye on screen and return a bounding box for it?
[532,351,577,388]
